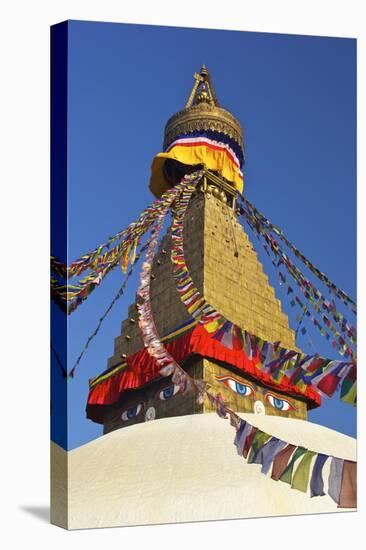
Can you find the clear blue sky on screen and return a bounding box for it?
[55,20,356,450]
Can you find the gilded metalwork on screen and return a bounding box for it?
[201,169,238,209]
[163,65,244,156]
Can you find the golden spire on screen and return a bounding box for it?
[184,64,219,108]
[164,65,244,154]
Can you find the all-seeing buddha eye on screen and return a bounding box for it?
[215,375,255,397]
[265,393,296,412]
[121,403,144,421]
[156,383,180,401]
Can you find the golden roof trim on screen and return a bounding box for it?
[164,103,243,150]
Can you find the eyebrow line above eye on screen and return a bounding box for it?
[214,375,256,389]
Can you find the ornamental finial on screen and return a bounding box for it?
[185,65,219,109]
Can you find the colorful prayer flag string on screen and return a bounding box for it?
[51,181,190,313]
[136,171,204,382]
[239,200,356,356]
[230,414,356,507]
[68,239,150,378]
[132,181,356,507]
[67,184,189,277]
[241,197,356,312]
[168,187,356,405]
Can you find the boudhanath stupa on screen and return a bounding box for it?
[51,66,356,530]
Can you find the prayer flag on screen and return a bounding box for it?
[310,454,328,497]
[279,446,307,485]
[328,457,344,504]
[291,451,316,493]
[338,460,357,508]
[271,444,296,481]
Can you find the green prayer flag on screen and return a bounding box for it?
[279,446,307,484]
[341,381,357,406]
[291,451,316,492]
[247,431,271,463]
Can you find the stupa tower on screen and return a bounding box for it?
[87,66,320,433]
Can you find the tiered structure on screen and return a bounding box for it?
[87,66,320,434]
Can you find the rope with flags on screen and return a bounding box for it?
[133,176,356,507]
[238,198,356,359]
[241,197,356,312]
[168,186,356,406]
[68,239,149,378]
[51,183,188,314]
[52,171,356,408]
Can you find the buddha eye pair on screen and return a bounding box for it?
[215,376,296,411]
[120,383,180,421]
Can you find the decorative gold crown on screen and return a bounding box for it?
[163,65,244,156]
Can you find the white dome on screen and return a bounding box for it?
[53,413,356,529]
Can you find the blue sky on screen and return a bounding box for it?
[53,20,356,450]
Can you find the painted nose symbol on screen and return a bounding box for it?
[254,400,265,415]
[145,406,156,422]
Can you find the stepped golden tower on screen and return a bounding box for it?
[87,66,320,433]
